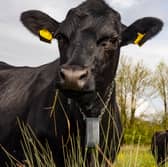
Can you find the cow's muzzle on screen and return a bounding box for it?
[59,65,91,91]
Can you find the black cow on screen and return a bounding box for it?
[0,0,163,166]
[151,130,168,166]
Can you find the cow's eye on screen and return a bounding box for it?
[109,38,118,44]
[97,36,118,48]
[97,36,109,46]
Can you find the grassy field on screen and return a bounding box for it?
[3,122,168,167]
[114,145,168,167]
[4,143,168,167]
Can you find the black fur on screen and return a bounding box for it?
[151,130,168,166]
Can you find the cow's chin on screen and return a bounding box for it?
[60,89,100,117]
[61,89,95,99]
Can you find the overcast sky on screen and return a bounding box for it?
[0,0,167,68]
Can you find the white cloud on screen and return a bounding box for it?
[0,34,58,66]
[0,0,167,68]
[121,39,168,69]
[135,97,163,122]
[106,0,138,9]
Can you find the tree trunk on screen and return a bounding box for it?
[129,95,136,127]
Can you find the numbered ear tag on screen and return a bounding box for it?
[85,117,100,148]
[134,32,145,46]
[39,29,53,43]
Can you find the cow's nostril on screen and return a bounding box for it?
[59,66,90,90]
[60,70,66,80]
[79,71,88,80]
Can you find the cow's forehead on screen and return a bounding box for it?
[80,16,120,39]
[75,0,120,17]
[59,6,121,39]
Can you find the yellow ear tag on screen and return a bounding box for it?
[39,29,53,42]
[134,32,145,45]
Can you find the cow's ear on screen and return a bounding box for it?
[121,17,163,46]
[20,10,60,43]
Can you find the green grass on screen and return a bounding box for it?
[1,121,168,167]
[3,125,168,167]
[2,120,168,167]
[114,145,168,167]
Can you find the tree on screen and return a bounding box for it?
[116,56,151,128]
[116,56,131,128]
[128,61,151,126]
[152,62,168,128]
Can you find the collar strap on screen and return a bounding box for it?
[85,117,100,147]
[98,80,115,120]
[67,80,115,148]
[77,80,115,121]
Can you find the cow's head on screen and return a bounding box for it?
[21,0,163,116]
